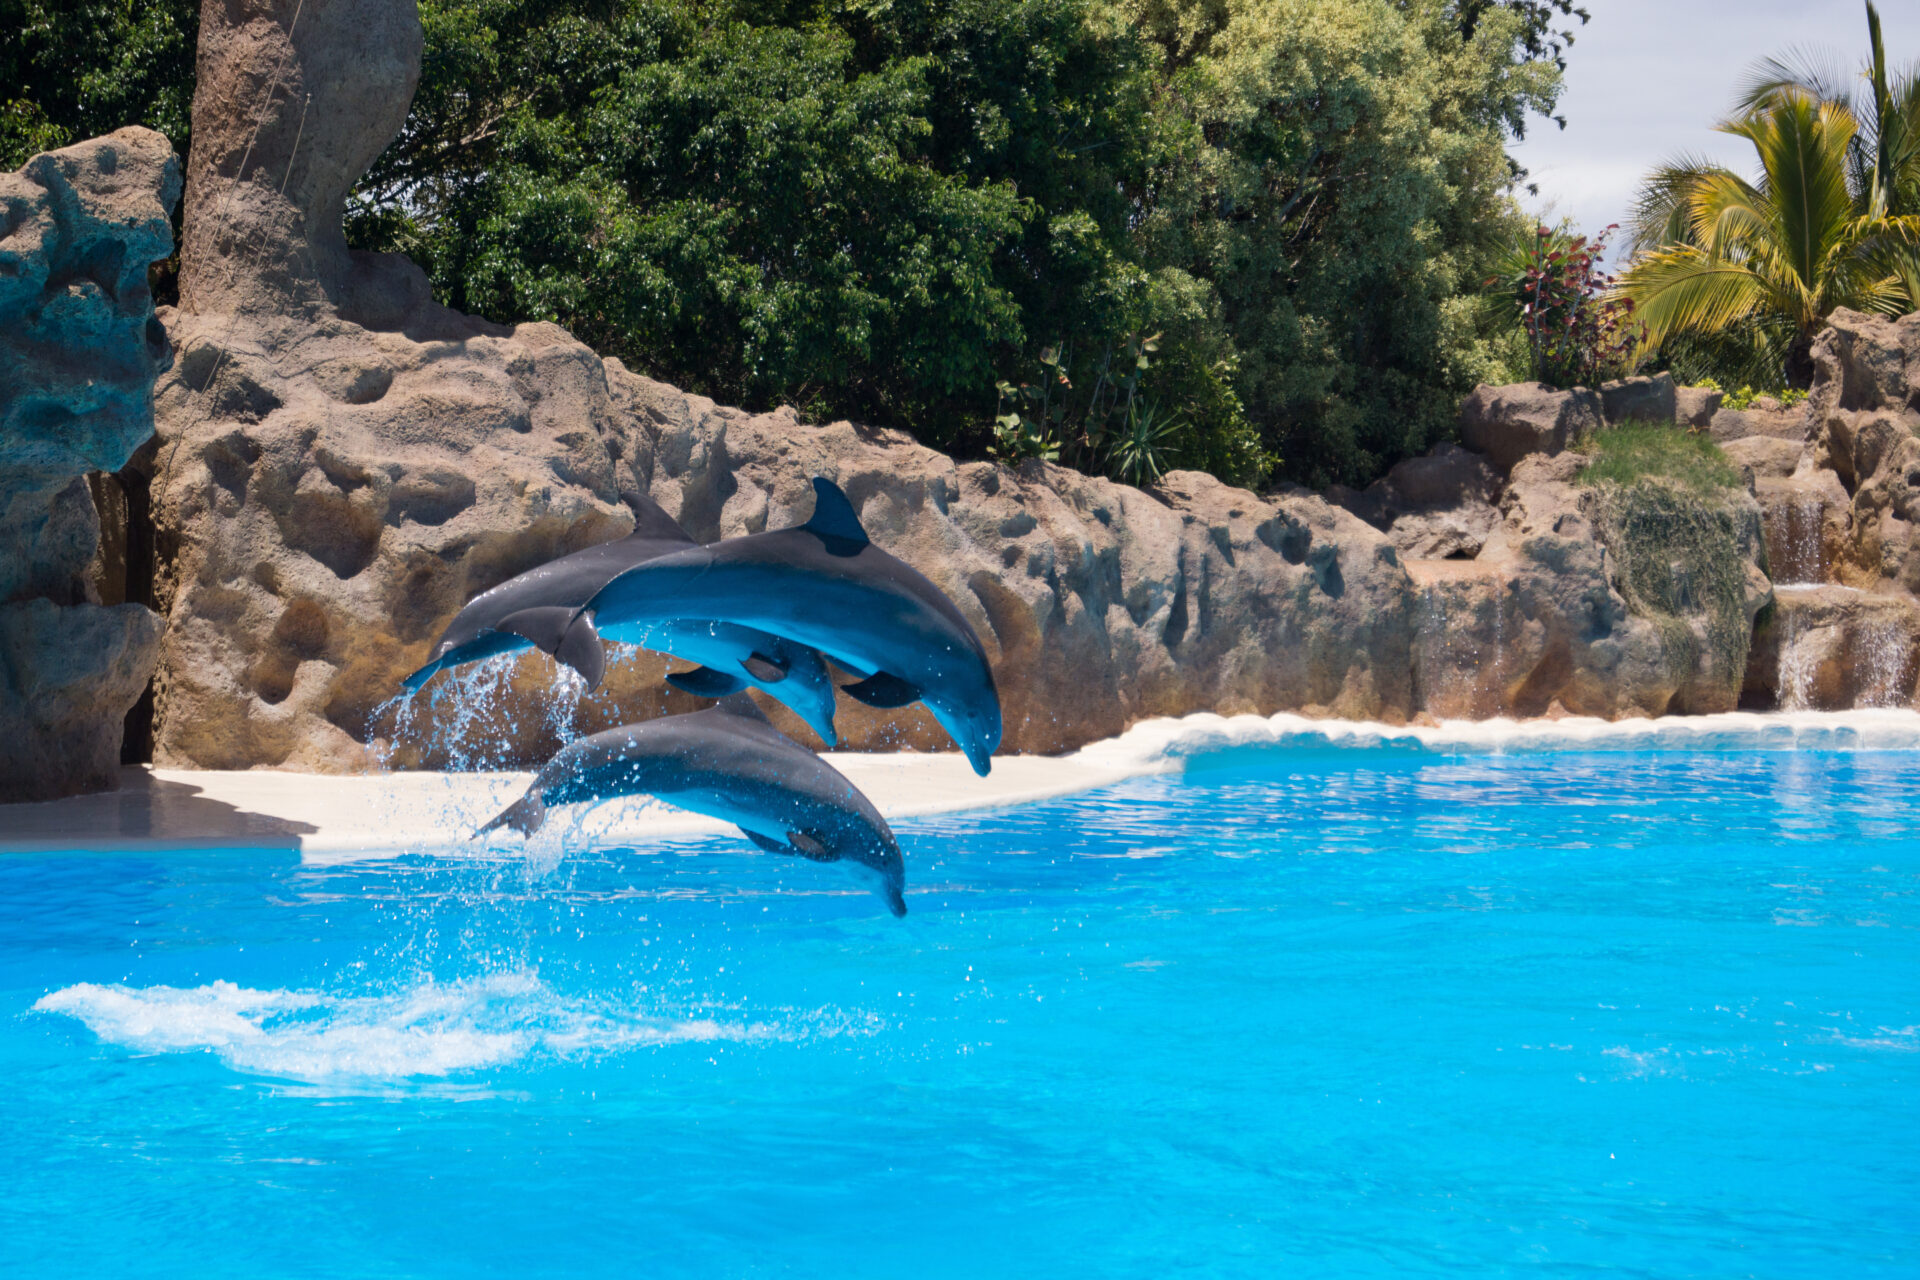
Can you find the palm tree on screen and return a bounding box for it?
[1620,3,1920,387]
[1737,0,1920,298]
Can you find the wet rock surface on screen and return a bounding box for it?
[1728,310,1920,709]
[0,128,179,801]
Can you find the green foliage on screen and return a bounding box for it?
[0,0,198,170]
[1118,0,1563,485]
[1489,224,1641,387]
[5,0,1571,493]
[1623,3,1920,388]
[989,331,1267,485]
[354,0,1565,489]
[1588,478,1755,693]
[1574,423,1741,493]
[1693,381,1808,412]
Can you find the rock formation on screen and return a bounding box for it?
[141,0,1799,770]
[0,128,181,801]
[1340,387,1772,721]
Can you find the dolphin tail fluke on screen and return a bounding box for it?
[841,671,921,709]
[666,666,749,698]
[478,789,547,838]
[497,607,607,691]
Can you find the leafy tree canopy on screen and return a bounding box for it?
[2,0,1568,489]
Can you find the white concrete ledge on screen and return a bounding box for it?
[0,749,1156,861]
[7,708,1919,860]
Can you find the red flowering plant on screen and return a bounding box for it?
[1492,225,1642,389]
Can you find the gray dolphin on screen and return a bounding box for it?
[478,694,907,916]
[582,478,1003,775]
[400,491,841,745]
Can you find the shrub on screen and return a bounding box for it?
[1490,224,1642,388]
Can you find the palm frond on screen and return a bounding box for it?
[1625,156,1725,255]
[1619,246,1770,344]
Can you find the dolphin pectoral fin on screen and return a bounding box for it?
[786,830,835,862]
[740,827,789,853]
[666,666,749,698]
[741,652,788,683]
[496,606,578,654]
[554,613,607,691]
[495,608,607,690]
[800,477,870,554]
[841,671,921,709]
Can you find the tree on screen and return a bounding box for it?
[0,0,198,170]
[1623,2,1920,387]
[6,0,1571,491]
[1122,0,1560,483]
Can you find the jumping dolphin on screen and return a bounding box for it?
[400,492,841,745]
[478,694,908,916]
[581,477,1002,775]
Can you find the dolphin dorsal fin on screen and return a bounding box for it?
[800,477,869,551]
[714,692,773,724]
[620,489,696,544]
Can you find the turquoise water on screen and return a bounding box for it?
[4,741,1918,1276]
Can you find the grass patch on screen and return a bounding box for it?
[1574,423,1741,492]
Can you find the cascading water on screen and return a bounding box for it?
[1775,605,1819,711]
[1766,494,1827,587]
[1857,619,1914,708]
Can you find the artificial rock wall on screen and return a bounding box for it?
[140,0,1794,772]
[0,128,181,801]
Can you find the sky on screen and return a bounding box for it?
[1507,0,1881,245]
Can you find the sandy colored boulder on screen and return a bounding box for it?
[1674,385,1724,429]
[1459,382,1604,473]
[1599,372,1676,425]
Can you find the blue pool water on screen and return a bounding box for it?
[4,739,1918,1277]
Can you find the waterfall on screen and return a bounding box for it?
[1776,608,1818,711]
[1769,494,1826,586]
[1857,620,1913,708]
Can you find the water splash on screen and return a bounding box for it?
[32,971,832,1082]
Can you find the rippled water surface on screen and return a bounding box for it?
[5,744,1918,1277]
